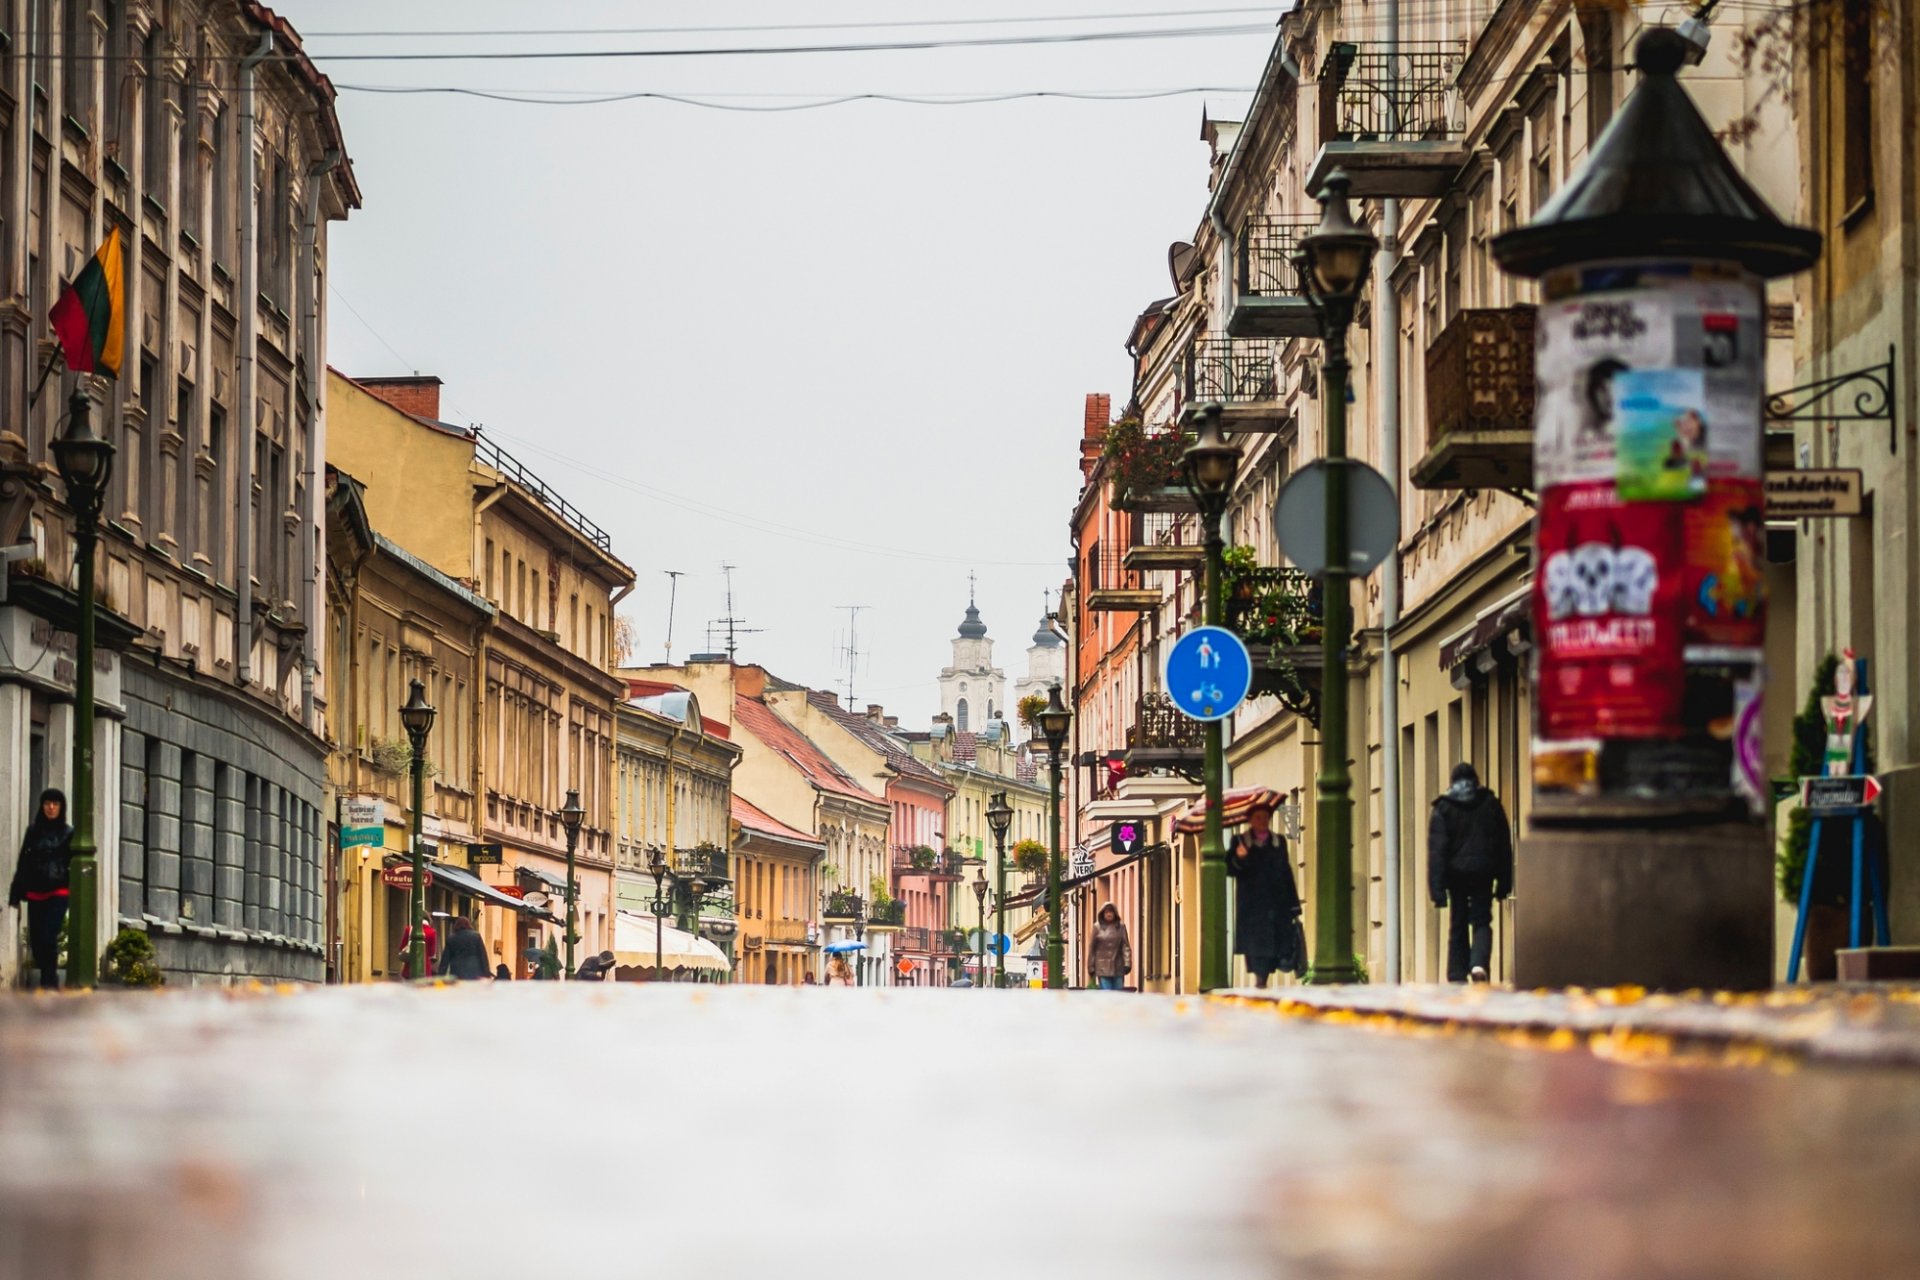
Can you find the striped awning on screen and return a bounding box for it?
[1172,787,1288,836]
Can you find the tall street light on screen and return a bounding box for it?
[646,846,671,980]
[1182,403,1241,992]
[1296,169,1377,985]
[51,388,114,989]
[971,870,989,992]
[1036,684,1072,990]
[398,678,436,981]
[985,790,1013,989]
[559,788,585,977]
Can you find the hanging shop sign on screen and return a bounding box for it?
[1765,468,1862,518]
[1530,261,1768,790]
[340,795,383,851]
[1110,819,1147,857]
[380,865,429,889]
[465,842,504,865]
[1800,774,1881,812]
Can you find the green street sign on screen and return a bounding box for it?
[342,826,383,850]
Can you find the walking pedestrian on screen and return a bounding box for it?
[1087,902,1132,991]
[524,940,561,980]
[8,788,74,990]
[1226,799,1303,987]
[1428,762,1514,984]
[493,962,513,981]
[435,916,490,980]
[396,918,437,980]
[827,953,854,986]
[575,950,615,981]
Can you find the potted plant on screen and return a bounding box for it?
[1012,838,1048,876]
[1016,692,1048,733]
[1101,416,1191,505]
[101,927,165,988]
[908,844,938,871]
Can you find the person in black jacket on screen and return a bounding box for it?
[8,788,74,990]
[1226,800,1303,987]
[1429,763,1514,983]
[435,916,492,980]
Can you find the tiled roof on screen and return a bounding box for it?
[805,693,952,792]
[733,696,879,803]
[952,731,978,764]
[731,795,822,848]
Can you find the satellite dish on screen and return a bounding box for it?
[520,891,550,909]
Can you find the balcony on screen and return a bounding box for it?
[1410,306,1537,491]
[867,898,906,930]
[892,845,966,880]
[673,844,730,886]
[1228,216,1320,340]
[1124,691,1206,780]
[1123,511,1205,574]
[822,890,864,922]
[1180,335,1289,434]
[1226,566,1326,726]
[1309,41,1468,199]
[1106,426,1200,514]
[1084,548,1162,614]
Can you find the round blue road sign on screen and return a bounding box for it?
[1162,625,1253,722]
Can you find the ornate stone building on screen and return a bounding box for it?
[1,2,358,983]
[936,594,1005,733]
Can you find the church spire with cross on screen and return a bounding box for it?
[938,573,1004,734]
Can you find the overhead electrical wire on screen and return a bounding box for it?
[333,84,1260,110]
[303,5,1291,39]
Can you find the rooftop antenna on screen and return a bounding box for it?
[713,563,762,662]
[662,569,684,662]
[836,605,869,710]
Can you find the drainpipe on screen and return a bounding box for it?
[1378,3,1405,985]
[298,145,342,728]
[235,30,273,686]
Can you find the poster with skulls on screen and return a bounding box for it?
[1534,482,1687,740]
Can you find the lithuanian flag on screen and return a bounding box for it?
[49,228,124,378]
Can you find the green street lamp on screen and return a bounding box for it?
[51,388,114,989]
[1036,684,1072,990]
[985,790,1013,989]
[1296,169,1377,985]
[971,869,989,992]
[398,678,436,981]
[1182,403,1241,991]
[646,846,671,980]
[559,788,585,977]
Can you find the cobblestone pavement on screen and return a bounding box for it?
[3,985,1917,1280]
[1225,982,1920,1068]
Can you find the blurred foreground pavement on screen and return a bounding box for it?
[3,983,1918,1280]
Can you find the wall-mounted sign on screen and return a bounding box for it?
[380,865,428,888]
[1800,774,1881,812]
[1765,468,1862,518]
[1111,820,1147,857]
[465,842,503,865]
[340,796,383,851]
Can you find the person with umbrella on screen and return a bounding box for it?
[1226,797,1303,987]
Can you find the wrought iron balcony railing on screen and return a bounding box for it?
[1319,41,1464,143]
[1084,548,1161,612]
[1237,216,1317,298]
[473,431,613,552]
[867,898,907,928]
[1127,691,1206,755]
[1412,305,1537,491]
[823,890,864,920]
[673,845,730,884]
[1183,335,1280,405]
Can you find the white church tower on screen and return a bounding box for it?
[938,589,1006,734]
[1013,600,1067,744]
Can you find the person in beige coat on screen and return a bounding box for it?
[1087,903,1132,991]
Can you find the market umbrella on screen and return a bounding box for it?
[1172,787,1288,836]
[611,911,729,972]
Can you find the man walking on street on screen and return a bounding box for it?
[1429,763,1513,984]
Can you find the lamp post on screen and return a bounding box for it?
[704,912,737,982]
[398,678,436,982]
[1296,169,1377,985]
[1036,684,1072,990]
[682,871,710,984]
[646,846,671,981]
[850,899,868,987]
[1182,403,1241,991]
[971,870,989,992]
[986,790,1013,989]
[50,388,114,989]
[558,788,585,977]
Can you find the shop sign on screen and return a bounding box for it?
[1800,774,1881,812]
[1110,820,1147,857]
[340,795,383,851]
[1069,845,1096,879]
[381,865,430,888]
[465,842,503,865]
[1765,468,1862,518]
[493,883,527,900]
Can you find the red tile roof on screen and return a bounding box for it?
[731,795,822,848]
[805,693,952,793]
[733,696,880,803]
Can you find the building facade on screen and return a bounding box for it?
[936,596,1006,733]
[1,1,358,984]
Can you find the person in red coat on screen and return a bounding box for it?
[397,919,437,980]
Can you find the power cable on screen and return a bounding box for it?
[304,6,1292,39]
[334,84,1260,110]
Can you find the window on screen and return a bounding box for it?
[138,353,159,531]
[174,377,194,552]
[1841,0,1874,214]
[142,24,165,194]
[177,59,198,237]
[1580,9,1614,145]
[209,105,230,262]
[60,0,88,124]
[531,569,541,628]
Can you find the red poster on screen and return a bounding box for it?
[1683,478,1767,649]
[1534,482,1687,739]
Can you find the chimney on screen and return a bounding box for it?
[733,664,767,698]
[884,716,899,729]
[357,375,443,422]
[1083,393,1111,441]
[865,703,884,723]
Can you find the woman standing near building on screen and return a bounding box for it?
[1226,800,1303,987]
[1087,903,1132,991]
[8,789,74,990]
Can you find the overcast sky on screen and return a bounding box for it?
[308,1,1281,726]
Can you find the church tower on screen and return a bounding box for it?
[938,586,1006,733]
[1013,598,1066,744]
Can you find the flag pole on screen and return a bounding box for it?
[27,343,63,411]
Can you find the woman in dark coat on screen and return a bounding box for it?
[435,916,491,980]
[9,788,74,990]
[1226,800,1302,986]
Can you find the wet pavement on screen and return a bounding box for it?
[2,984,1917,1280]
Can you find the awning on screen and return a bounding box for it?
[426,860,560,923]
[612,911,729,972]
[1172,787,1288,836]
[1436,587,1531,678]
[516,864,571,894]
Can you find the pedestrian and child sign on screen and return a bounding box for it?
[1163,625,1252,722]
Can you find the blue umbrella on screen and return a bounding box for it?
[823,939,867,954]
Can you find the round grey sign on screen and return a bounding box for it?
[1272,459,1400,577]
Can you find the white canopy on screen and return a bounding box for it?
[613,910,729,972]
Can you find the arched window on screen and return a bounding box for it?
[956,698,970,732]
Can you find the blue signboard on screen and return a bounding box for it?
[1162,625,1253,722]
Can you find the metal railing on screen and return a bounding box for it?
[1085,547,1150,597]
[673,845,730,883]
[1425,305,1537,451]
[867,898,906,927]
[823,890,864,919]
[1320,41,1464,142]
[1128,691,1206,753]
[1184,335,1280,405]
[473,431,614,552]
[1238,216,1317,297]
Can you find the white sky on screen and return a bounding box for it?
[308,1,1281,725]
